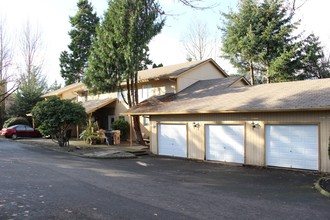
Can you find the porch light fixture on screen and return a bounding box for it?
[193,122,200,128]
[251,122,260,129]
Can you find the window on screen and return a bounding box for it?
[117,89,127,102]
[16,126,25,131]
[143,116,150,126]
[141,84,152,101]
[82,92,88,101]
[25,126,34,131]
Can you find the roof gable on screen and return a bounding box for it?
[41,82,84,98]
[81,98,116,114]
[138,58,228,81]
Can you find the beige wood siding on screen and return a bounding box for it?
[177,63,226,92]
[230,79,248,87]
[138,80,175,96]
[83,92,117,101]
[61,87,80,100]
[150,111,330,172]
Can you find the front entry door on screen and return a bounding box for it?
[108,115,115,130]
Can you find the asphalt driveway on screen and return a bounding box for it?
[0,139,329,219]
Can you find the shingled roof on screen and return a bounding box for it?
[137,58,228,81]
[41,82,84,98]
[125,78,330,115]
[81,98,116,114]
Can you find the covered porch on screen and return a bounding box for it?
[82,98,117,130]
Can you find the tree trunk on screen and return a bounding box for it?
[266,66,271,84]
[134,71,139,105]
[126,79,132,107]
[132,115,144,145]
[127,71,145,145]
[249,62,254,85]
[132,71,144,145]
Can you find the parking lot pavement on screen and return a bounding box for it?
[0,138,329,219]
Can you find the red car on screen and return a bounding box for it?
[1,125,41,139]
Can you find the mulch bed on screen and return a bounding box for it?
[319,177,330,193]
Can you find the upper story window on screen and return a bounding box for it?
[141,84,152,101]
[81,92,88,102]
[117,89,127,102]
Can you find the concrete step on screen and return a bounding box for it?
[127,149,149,156]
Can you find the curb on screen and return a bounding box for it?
[314,177,330,197]
[13,139,140,159]
[79,154,137,159]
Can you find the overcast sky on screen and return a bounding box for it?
[0,0,329,86]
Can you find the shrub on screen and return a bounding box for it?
[328,137,330,160]
[32,96,87,147]
[3,117,30,128]
[80,119,102,145]
[111,119,130,141]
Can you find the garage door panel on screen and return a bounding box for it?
[206,125,244,164]
[158,124,187,158]
[268,158,291,168]
[266,125,318,170]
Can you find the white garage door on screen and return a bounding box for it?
[206,124,244,163]
[266,125,318,170]
[158,124,187,158]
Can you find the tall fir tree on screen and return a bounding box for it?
[256,0,298,83]
[221,0,260,85]
[85,0,164,144]
[59,0,99,85]
[221,0,328,84]
[298,34,330,79]
[9,67,47,116]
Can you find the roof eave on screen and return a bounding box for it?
[123,107,330,116]
[85,98,117,114]
[41,93,61,98]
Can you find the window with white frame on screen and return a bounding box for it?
[141,84,152,101]
[143,116,150,126]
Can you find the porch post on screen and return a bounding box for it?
[76,125,79,140]
[129,115,133,147]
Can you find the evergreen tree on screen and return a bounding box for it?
[221,0,260,85]
[9,67,47,116]
[298,34,330,79]
[256,0,299,83]
[85,0,164,144]
[221,0,328,84]
[59,0,99,85]
[48,80,62,92]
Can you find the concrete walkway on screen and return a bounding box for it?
[7,137,149,159]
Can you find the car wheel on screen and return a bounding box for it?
[12,133,17,139]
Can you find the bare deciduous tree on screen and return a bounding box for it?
[20,21,44,77]
[178,0,216,9]
[181,20,217,61]
[0,18,18,126]
[284,0,309,16]
[7,22,47,117]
